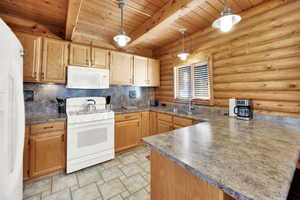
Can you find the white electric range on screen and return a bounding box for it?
[66,97,115,173]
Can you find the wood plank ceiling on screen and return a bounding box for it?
[0,0,267,52]
[0,0,68,38]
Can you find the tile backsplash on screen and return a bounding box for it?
[24,83,155,115]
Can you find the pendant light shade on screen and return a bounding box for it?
[177,52,190,61]
[177,30,190,61]
[114,1,131,47]
[114,31,131,47]
[212,1,241,32]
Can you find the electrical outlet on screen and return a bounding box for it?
[129,90,136,99]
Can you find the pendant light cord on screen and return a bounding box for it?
[119,1,125,33]
[224,0,228,8]
[121,5,124,32]
[182,32,185,52]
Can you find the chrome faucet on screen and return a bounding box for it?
[187,101,194,114]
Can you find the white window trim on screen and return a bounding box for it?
[174,61,211,101]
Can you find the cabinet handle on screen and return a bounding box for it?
[33,72,37,79]
[43,126,53,129]
[61,135,64,142]
[41,72,45,80]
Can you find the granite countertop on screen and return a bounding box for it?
[142,110,300,200]
[26,113,67,125]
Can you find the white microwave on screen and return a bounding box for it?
[67,66,109,89]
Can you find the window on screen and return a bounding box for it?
[174,62,212,103]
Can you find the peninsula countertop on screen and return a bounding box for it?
[142,109,300,200]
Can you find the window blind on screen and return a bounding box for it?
[194,63,209,99]
[175,66,192,99]
[174,62,210,100]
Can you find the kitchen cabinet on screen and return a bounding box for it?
[147,58,160,87]
[133,56,148,86]
[69,43,91,67]
[157,113,173,123]
[27,121,66,179]
[133,57,160,87]
[92,47,109,69]
[115,113,141,152]
[173,116,193,129]
[157,120,173,134]
[23,125,30,181]
[141,111,150,139]
[41,38,69,83]
[150,111,157,135]
[110,51,133,85]
[16,32,42,83]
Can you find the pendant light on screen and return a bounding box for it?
[114,0,131,47]
[177,30,190,61]
[212,0,241,32]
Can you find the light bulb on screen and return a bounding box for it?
[220,15,233,32]
[114,33,131,47]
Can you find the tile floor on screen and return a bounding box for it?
[23,147,151,200]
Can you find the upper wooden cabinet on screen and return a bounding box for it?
[134,56,148,86]
[148,58,160,87]
[16,33,41,82]
[110,51,133,85]
[41,38,69,84]
[133,56,160,87]
[92,47,109,69]
[69,43,90,67]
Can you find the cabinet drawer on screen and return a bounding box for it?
[116,113,141,122]
[173,116,193,127]
[31,121,65,135]
[157,113,173,123]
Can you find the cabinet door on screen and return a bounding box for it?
[115,119,141,152]
[141,111,150,139]
[157,120,173,134]
[92,48,109,69]
[147,58,160,87]
[16,33,41,82]
[150,111,157,135]
[69,43,90,67]
[30,131,65,178]
[23,125,30,180]
[110,51,133,85]
[41,38,69,83]
[133,56,148,86]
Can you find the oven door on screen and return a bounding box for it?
[67,118,114,160]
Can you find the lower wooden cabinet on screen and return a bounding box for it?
[115,118,141,152]
[23,126,31,181]
[24,121,66,181]
[157,120,173,134]
[30,131,65,178]
[141,111,150,139]
[150,111,157,135]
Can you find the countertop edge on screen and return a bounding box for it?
[142,136,253,200]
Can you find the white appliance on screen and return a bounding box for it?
[229,98,237,117]
[66,97,115,173]
[0,19,25,200]
[67,66,109,89]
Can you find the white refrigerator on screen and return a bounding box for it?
[0,19,25,200]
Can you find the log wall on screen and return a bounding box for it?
[154,0,300,118]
